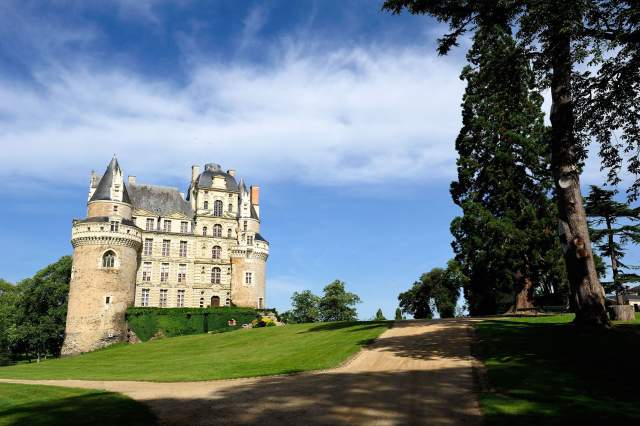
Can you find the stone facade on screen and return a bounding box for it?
[61,157,269,355]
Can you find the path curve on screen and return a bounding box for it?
[1,319,482,425]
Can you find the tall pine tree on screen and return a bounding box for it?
[449,22,567,315]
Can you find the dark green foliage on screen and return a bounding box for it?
[374,308,386,321]
[585,185,640,295]
[285,290,321,323]
[445,21,567,316]
[398,261,466,318]
[0,279,17,366]
[126,307,258,341]
[5,257,72,362]
[318,280,361,322]
[394,307,403,321]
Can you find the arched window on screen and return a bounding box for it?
[211,267,221,284]
[213,224,222,238]
[203,200,209,210]
[202,226,207,236]
[211,245,221,259]
[102,250,116,268]
[213,200,223,217]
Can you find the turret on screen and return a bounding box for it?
[62,156,141,356]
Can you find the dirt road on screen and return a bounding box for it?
[1,319,482,425]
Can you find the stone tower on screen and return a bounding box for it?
[61,156,142,356]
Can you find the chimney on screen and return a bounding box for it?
[227,169,236,177]
[250,186,260,205]
[191,165,200,182]
[128,176,136,185]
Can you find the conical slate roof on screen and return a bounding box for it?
[90,156,131,204]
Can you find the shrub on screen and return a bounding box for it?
[126,307,258,341]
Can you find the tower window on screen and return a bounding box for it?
[141,289,150,307]
[105,296,111,304]
[213,224,222,238]
[203,201,209,210]
[259,298,263,309]
[228,203,233,212]
[247,236,253,245]
[202,226,207,236]
[213,200,223,217]
[199,298,204,308]
[245,272,253,285]
[243,221,247,231]
[227,228,232,238]
[113,205,118,212]
[102,250,116,268]
[211,267,221,284]
[211,245,221,259]
[110,221,119,232]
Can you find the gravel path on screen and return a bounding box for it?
[1,319,483,425]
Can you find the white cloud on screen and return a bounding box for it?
[0,42,465,190]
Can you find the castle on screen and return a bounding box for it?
[61,157,269,355]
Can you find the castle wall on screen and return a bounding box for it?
[231,254,266,308]
[61,238,140,355]
[88,200,132,218]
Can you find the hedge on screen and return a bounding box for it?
[126,307,259,341]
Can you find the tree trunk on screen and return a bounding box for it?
[515,270,535,311]
[605,218,621,301]
[548,23,610,327]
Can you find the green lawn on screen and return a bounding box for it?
[0,321,389,382]
[475,313,640,425]
[0,383,155,426]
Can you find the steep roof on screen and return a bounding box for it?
[255,233,269,243]
[90,156,131,204]
[250,204,259,219]
[197,163,239,192]
[128,183,194,217]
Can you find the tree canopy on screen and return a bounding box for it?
[318,280,361,322]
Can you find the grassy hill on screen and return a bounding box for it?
[475,314,640,425]
[0,383,155,426]
[0,321,389,382]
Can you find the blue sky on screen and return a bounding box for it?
[1,0,637,319]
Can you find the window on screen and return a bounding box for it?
[162,240,170,257]
[259,298,263,309]
[202,226,207,236]
[102,250,116,268]
[213,224,222,238]
[163,220,172,232]
[211,267,221,284]
[113,205,118,212]
[160,263,169,282]
[213,200,223,217]
[203,201,209,210]
[228,203,233,212]
[180,221,189,233]
[247,235,253,245]
[142,262,152,282]
[243,220,247,231]
[177,290,185,307]
[225,298,231,307]
[143,239,153,256]
[141,289,150,307]
[110,221,119,232]
[245,271,253,285]
[227,228,232,238]
[179,241,187,257]
[199,298,204,308]
[105,296,111,304]
[146,218,154,231]
[178,264,186,283]
[211,245,221,259]
[159,289,168,307]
